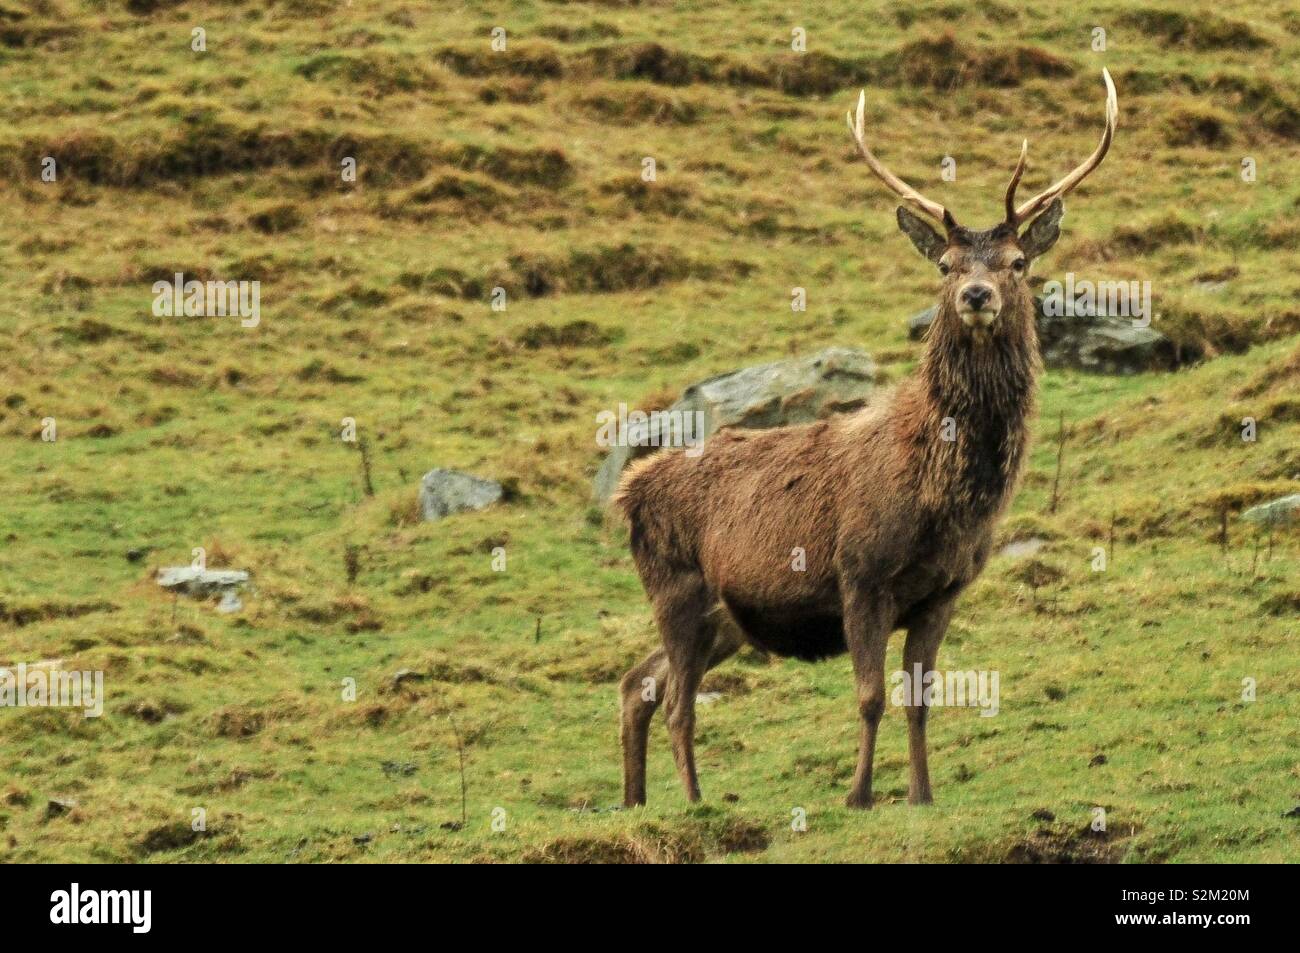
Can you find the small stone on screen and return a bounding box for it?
[418,469,503,522]
[999,537,1047,559]
[156,567,250,598]
[45,798,77,820]
[696,691,723,705]
[1242,495,1300,527]
[908,306,938,339]
[391,667,423,686]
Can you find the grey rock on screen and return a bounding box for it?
[998,537,1048,559]
[594,347,878,503]
[908,307,938,339]
[419,469,503,522]
[907,296,1191,374]
[46,798,77,819]
[1039,313,1178,375]
[1242,494,1300,527]
[157,567,250,598]
[216,590,243,614]
[390,668,426,691]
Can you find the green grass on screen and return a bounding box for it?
[0,0,1296,862]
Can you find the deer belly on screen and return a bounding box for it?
[723,597,846,661]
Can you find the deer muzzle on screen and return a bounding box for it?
[958,282,1001,328]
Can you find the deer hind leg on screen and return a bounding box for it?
[619,586,741,807]
[620,647,669,808]
[902,599,954,806]
[652,571,723,804]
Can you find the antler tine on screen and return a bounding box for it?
[1012,68,1118,226]
[1004,138,1028,224]
[846,89,952,228]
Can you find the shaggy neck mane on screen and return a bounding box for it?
[901,297,1041,521]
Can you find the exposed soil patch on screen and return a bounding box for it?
[1119,10,1268,51]
[437,143,573,188]
[177,768,275,796]
[9,124,432,188]
[525,815,770,864]
[881,34,1073,89]
[289,595,382,631]
[211,707,265,739]
[957,821,1140,863]
[437,44,564,79]
[1107,215,1204,256]
[0,17,76,48]
[517,320,614,350]
[435,37,1073,95]
[1163,105,1234,147]
[121,699,188,723]
[1234,342,1300,398]
[295,51,439,94]
[407,243,726,302]
[600,175,696,216]
[1260,591,1300,616]
[247,203,303,235]
[572,85,700,124]
[135,820,204,855]
[0,599,117,628]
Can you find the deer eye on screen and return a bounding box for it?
[1011,258,1027,273]
[938,262,951,276]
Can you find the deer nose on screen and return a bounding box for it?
[961,284,994,311]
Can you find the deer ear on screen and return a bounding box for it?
[1020,198,1064,260]
[896,206,946,263]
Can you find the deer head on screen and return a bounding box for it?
[847,69,1117,332]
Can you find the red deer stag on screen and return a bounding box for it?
[615,70,1117,808]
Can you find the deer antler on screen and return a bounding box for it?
[1008,68,1118,227]
[847,89,956,229]
[1004,138,1028,224]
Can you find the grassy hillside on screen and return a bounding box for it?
[0,0,1296,862]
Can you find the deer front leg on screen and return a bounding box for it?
[842,585,894,809]
[902,598,955,806]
